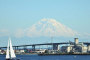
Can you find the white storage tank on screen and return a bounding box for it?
[75,38,78,44]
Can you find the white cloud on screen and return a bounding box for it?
[81,33,90,39]
[0,29,9,37]
[14,29,25,38]
[84,33,90,36]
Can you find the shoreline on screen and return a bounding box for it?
[38,53,90,56]
[0,53,38,55]
[1,53,90,55]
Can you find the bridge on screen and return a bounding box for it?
[0,42,70,50]
[0,42,90,51]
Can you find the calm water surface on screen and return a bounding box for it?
[0,54,90,60]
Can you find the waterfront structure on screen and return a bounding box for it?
[75,38,78,44]
[1,38,90,54]
[34,49,46,53]
[87,45,90,52]
[61,38,87,53]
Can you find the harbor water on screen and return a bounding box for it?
[0,54,90,60]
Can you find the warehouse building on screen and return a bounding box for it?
[61,38,87,53]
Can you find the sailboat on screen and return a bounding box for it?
[6,37,20,60]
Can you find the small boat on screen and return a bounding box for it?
[6,37,20,60]
[0,52,4,54]
[74,56,76,57]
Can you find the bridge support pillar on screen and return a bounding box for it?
[32,45,35,51]
[15,47,16,50]
[53,44,59,50]
[17,47,18,50]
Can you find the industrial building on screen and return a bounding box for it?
[61,38,88,53]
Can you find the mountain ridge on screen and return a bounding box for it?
[24,18,80,37]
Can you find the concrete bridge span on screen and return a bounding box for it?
[0,42,90,51]
[0,42,70,50]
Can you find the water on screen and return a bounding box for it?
[0,54,90,60]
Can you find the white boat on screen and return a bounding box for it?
[6,37,20,60]
[0,52,4,54]
[74,56,76,57]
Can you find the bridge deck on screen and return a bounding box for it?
[0,42,90,48]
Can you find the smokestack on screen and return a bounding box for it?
[75,38,78,44]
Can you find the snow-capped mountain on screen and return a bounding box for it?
[24,18,80,37]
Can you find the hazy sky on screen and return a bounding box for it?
[0,0,90,47]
